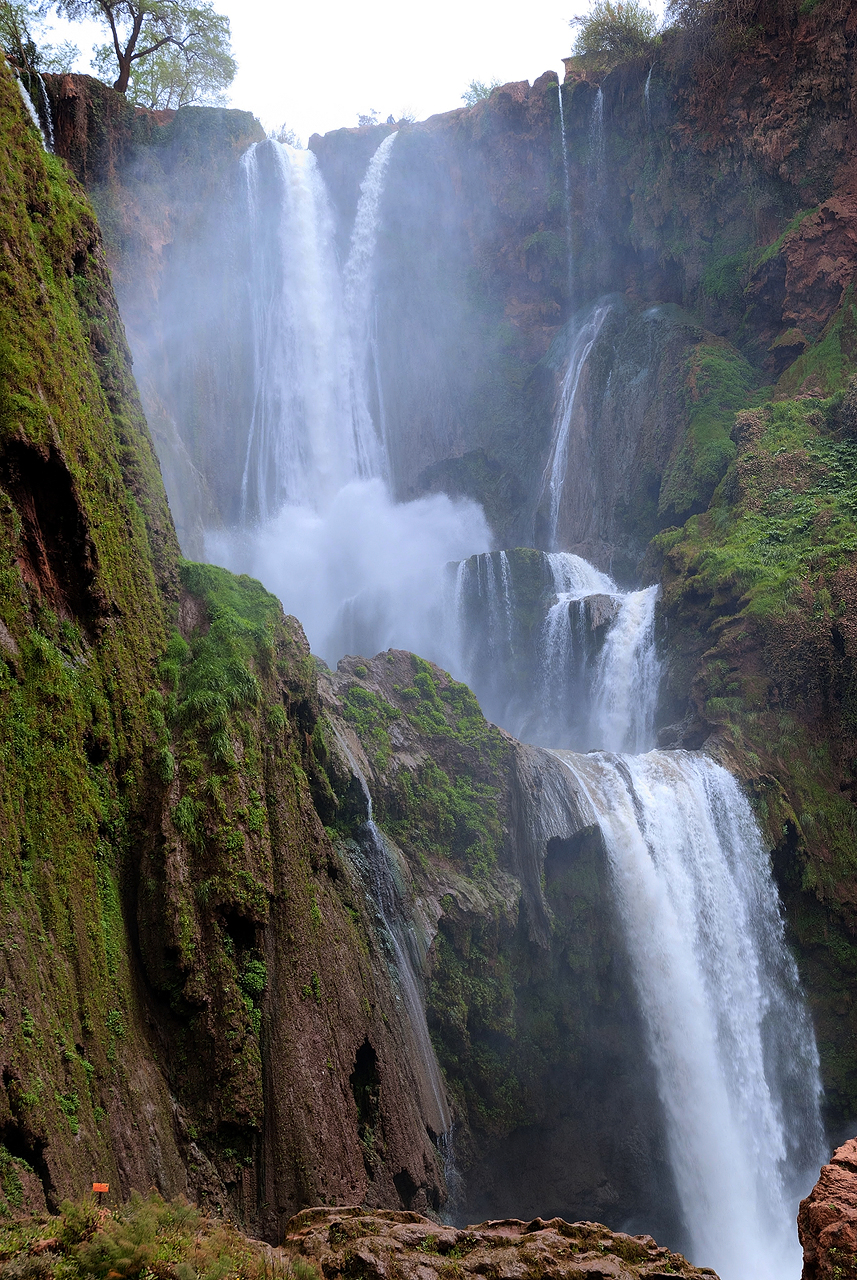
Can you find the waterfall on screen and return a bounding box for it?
[344,132,398,469]
[541,303,612,548]
[14,73,47,148]
[36,74,54,150]
[553,748,825,1279]
[239,140,362,519]
[591,584,661,752]
[644,66,653,128]
[589,86,605,183]
[448,549,659,752]
[190,106,824,1272]
[209,136,490,662]
[556,81,573,296]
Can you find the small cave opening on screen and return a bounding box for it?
[350,1038,380,1178]
[0,441,100,633]
[221,910,257,954]
[393,1167,418,1210]
[0,1111,56,1212]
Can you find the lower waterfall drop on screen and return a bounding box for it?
[553,747,825,1280]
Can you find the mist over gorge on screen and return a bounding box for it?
[2,7,857,1278]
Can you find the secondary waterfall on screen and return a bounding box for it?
[450,548,659,751]
[555,749,825,1279]
[540,304,612,548]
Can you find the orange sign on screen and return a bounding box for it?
[92,1183,109,1194]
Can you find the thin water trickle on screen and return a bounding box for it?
[556,81,574,296]
[589,86,605,183]
[14,74,47,148]
[644,66,653,128]
[541,303,612,548]
[328,724,453,1143]
[359,818,452,1140]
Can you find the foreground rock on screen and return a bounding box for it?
[283,1207,719,1279]
[799,1139,857,1279]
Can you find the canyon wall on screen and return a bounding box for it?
[5,0,857,1242]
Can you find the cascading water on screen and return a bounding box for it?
[644,65,654,127]
[343,130,398,467]
[14,73,48,148]
[449,548,658,752]
[198,114,823,1271]
[239,140,366,518]
[540,303,612,548]
[591,581,660,753]
[208,134,490,663]
[554,748,825,1279]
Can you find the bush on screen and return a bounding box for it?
[570,0,659,74]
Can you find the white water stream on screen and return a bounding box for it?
[211,136,490,663]
[540,304,612,548]
[555,748,824,1279]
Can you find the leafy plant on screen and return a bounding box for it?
[461,79,499,106]
[570,0,659,74]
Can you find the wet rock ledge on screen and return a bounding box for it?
[283,1207,719,1279]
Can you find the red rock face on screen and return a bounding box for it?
[798,1139,857,1280]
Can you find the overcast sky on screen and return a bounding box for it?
[39,0,664,143]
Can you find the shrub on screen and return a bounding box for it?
[570,0,659,74]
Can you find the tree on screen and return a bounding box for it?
[461,78,499,107]
[56,0,235,101]
[570,0,659,75]
[1,1,78,74]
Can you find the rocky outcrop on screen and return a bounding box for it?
[282,1206,719,1280]
[318,651,682,1241]
[799,1139,857,1280]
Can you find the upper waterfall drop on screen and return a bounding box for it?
[239,139,364,519]
[554,748,825,1279]
[208,133,491,665]
[343,130,399,477]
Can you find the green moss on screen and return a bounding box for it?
[658,341,765,519]
[777,290,857,397]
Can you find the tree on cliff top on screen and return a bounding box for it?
[570,0,659,74]
[55,0,236,104]
[1,1,78,73]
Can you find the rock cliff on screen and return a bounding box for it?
[799,1138,857,1280]
[0,60,447,1235]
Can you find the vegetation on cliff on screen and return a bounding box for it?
[0,57,449,1232]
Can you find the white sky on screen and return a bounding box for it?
[38,0,665,144]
